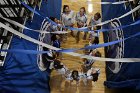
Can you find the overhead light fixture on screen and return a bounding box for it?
[88,2,93,13]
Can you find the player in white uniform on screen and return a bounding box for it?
[81,49,101,72]
[89,12,101,42]
[89,12,101,30]
[61,5,75,37]
[75,7,88,43]
[65,70,82,86]
[79,68,100,86]
[86,68,100,82]
[49,59,69,77]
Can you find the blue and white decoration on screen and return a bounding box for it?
[102,0,140,89]
[0,0,62,93]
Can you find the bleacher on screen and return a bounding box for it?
[0,0,42,66]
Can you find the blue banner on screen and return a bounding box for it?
[0,0,61,93]
[102,0,140,89]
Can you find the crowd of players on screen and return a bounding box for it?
[38,5,102,86]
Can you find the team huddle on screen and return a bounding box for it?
[37,5,102,86]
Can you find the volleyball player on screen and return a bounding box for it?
[89,12,101,44]
[61,5,75,37]
[75,7,88,43]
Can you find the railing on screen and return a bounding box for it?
[0,0,43,66]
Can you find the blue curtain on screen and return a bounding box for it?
[102,0,140,90]
[41,0,62,19]
[0,0,62,93]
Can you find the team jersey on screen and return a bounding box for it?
[89,17,101,26]
[86,68,100,80]
[75,12,88,26]
[61,10,75,26]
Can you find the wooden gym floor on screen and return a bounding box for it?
[49,0,114,93]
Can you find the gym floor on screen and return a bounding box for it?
[50,1,106,92]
